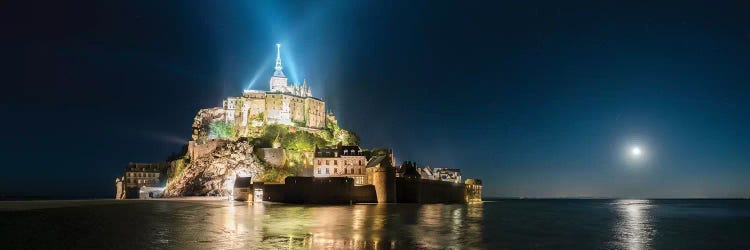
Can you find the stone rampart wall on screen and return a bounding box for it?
[188,140,228,159]
[352,185,377,203]
[262,183,285,202]
[255,148,285,167]
[413,179,465,203]
[262,177,354,204]
[260,177,466,204]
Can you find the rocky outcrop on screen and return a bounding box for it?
[192,108,226,141]
[163,140,264,197]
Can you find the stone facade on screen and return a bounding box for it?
[304,98,325,128]
[464,179,483,203]
[121,162,170,199]
[222,91,324,130]
[123,162,170,189]
[313,144,368,185]
[433,168,462,183]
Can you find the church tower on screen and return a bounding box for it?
[269,43,288,92]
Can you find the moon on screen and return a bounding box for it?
[631,147,642,157]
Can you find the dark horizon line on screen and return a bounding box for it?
[1,195,749,202]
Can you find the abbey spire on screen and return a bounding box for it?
[269,43,289,92]
[273,43,285,77]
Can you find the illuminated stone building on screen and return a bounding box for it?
[433,168,462,183]
[221,43,326,132]
[123,162,169,189]
[464,179,483,203]
[313,144,367,185]
[122,162,170,198]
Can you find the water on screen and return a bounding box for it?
[1,199,749,249]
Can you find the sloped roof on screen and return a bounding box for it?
[366,155,388,168]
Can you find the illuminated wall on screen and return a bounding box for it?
[223,91,325,130]
[305,98,325,128]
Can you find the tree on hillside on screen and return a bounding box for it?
[281,131,328,151]
[208,121,236,139]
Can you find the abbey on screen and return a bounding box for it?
[222,44,326,131]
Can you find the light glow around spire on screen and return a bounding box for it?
[273,43,285,77]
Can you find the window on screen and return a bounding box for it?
[326,160,329,165]
[351,168,354,174]
[334,168,338,174]
[317,168,321,174]
[326,168,330,174]
[358,168,362,174]
[334,160,338,165]
[359,160,362,165]
[317,160,321,165]
[344,168,347,174]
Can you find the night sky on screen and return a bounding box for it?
[3,1,750,198]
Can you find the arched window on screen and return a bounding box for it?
[358,168,362,174]
[359,160,362,165]
[351,168,354,174]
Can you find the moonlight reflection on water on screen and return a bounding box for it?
[2,199,749,249]
[613,199,655,250]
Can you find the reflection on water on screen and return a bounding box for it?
[5,199,750,249]
[193,202,484,249]
[613,199,655,250]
